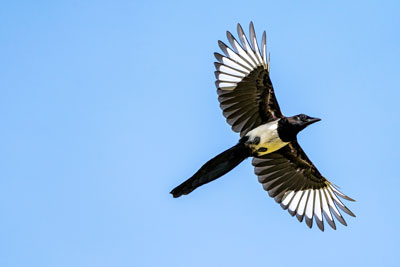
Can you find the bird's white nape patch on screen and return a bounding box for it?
[215,22,269,91]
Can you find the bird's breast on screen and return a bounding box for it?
[245,120,289,156]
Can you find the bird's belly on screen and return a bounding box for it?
[255,136,288,156]
[246,121,289,156]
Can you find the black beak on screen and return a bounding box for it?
[305,117,321,126]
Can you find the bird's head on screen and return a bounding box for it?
[278,114,321,142]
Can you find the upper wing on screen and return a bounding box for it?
[252,141,355,231]
[215,22,282,137]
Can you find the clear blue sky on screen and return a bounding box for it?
[1,1,399,266]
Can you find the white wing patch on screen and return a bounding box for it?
[281,182,355,231]
[215,22,269,90]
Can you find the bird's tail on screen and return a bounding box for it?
[170,140,251,198]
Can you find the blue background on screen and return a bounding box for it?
[1,1,399,266]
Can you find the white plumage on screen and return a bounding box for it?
[279,182,353,229]
[215,22,269,90]
[245,120,289,155]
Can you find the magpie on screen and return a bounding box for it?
[171,22,355,231]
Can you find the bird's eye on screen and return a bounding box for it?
[299,114,307,121]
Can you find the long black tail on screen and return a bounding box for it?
[170,140,250,198]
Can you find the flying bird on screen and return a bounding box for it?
[170,22,355,231]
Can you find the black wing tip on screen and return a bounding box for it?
[316,220,325,232]
[280,203,289,210]
[249,22,256,35]
[218,40,226,50]
[344,209,356,218]
[347,196,356,202]
[296,214,304,223]
[237,23,244,33]
[335,214,348,226]
[323,213,337,230]
[214,52,223,61]
[305,217,313,229]
[288,209,296,217]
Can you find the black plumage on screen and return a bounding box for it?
[171,22,355,231]
[171,140,250,198]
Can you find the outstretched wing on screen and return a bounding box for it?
[215,22,282,137]
[252,141,355,231]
